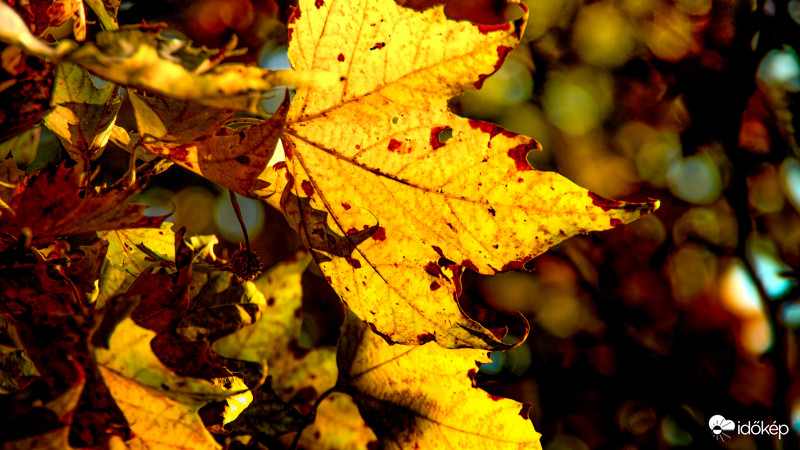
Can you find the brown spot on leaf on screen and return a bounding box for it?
[488,393,503,401]
[417,333,435,344]
[235,155,250,164]
[347,227,359,235]
[477,23,511,34]
[387,138,403,152]
[314,0,324,8]
[345,257,361,268]
[467,368,477,381]
[341,202,351,210]
[337,53,345,61]
[473,46,514,89]
[474,74,490,89]
[430,281,441,291]
[432,245,445,258]
[446,222,457,232]
[301,180,315,197]
[273,161,287,170]
[424,262,443,277]
[325,276,332,283]
[267,297,275,306]
[462,259,479,272]
[610,218,624,227]
[468,119,503,140]
[371,226,386,241]
[370,42,386,50]
[501,259,528,271]
[508,142,537,171]
[587,192,654,213]
[169,144,190,161]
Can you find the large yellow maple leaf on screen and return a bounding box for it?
[274,0,658,349]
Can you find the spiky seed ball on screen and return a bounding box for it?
[229,248,263,282]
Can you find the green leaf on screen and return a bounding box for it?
[44,63,122,162]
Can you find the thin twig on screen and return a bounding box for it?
[228,190,250,251]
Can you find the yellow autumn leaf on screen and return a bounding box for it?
[273,0,659,349]
[338,310,541,449]
[44,63,122,162]
[96,318,248,449]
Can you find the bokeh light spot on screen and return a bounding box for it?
[667,154,722,204]
[543,71,612,136]
[573,3,635,68]
[747,236,797,299]
[780,157,800,212]
[757,47,800,91]
[720,261,773,355]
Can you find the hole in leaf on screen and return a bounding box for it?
[437,127,453,144]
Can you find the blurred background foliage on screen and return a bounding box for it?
[10,0,800,448]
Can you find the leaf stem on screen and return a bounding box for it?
[228,190,250,252]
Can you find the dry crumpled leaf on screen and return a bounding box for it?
[338,310,541,449]
[273,0,659,349]
[134,96,288,197]
[128,91,234,145]
[96,318,248,450]
[65,28,338,111]
[0,163,165,251]
[43,62,122,162]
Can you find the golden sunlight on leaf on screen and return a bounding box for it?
[66,28,339,111]
[338,311,542,449]
[96,318,247,449]
[275,0,659,349]
[44,63,122,162]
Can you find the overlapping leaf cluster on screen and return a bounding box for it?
[0,0,658,448]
